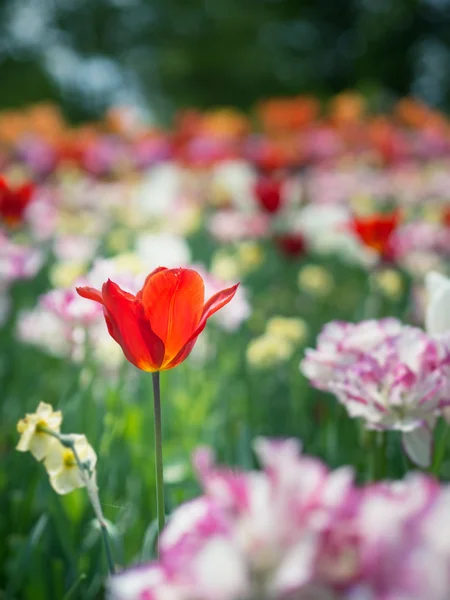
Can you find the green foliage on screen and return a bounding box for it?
[0,0,449,121]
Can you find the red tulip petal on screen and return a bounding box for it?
[164,283,239,370]
[102,279,165,371]
[141,268,205,361]
[165,336,200,370]
[202,283,240,321]
[136,266,168,301]
[76,286,104,304]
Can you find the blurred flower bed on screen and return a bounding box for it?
[1,93,450,599]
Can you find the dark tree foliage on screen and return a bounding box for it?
[0,0,450,122]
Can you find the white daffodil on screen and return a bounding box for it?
[425,271,450,336]
[44,434,97,495]
[16,402,62,460]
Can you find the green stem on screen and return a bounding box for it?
[362,270,381,320]
[363,429,387,481]
[100,524,116,575]
[376,430,388,479]
[69,442,116,575]
[432,424,450,476]
[152,372,165,542]
[62,574,87,600]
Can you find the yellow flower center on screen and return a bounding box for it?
[63,449,77,468]
[36,419,48,433]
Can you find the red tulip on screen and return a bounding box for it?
[76,267,239,372]
[254,176,283,213]
[274,233,306,257]
[352,211,400,257]
[0,177,35,226]
[444,207,450,228]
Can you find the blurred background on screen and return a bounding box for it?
[1,0,450,122]
[2,1,450,599]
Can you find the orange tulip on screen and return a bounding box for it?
[76,267,239,372]
[201,108,249,139]
[395,98,430,128]
[257,96,319,133]
[329,92,366,126]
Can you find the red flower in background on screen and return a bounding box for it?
[444,207,450,228]
[249,138,297,172]
[0,177,35,226]
[352,211,400,258]
[274,233,306,257]
[254,176,283,214]
[77,267,238,372]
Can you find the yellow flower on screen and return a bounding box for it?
[113,252,145,275]
[107,229,130,253]
[210,182,231,208]
[211,252,241,281]
[162,204,202,236]
[50,261,87,289]
[58,211,100,236]
[246,333,293,369]
[422,205,443,224]
[236,242,264,273]
[350,194,376,216]
[172,205,202,236]
[16,402,62,460]
[298,265,334,297]
[44,434,97,495]
[266,316,308,346]
[373,268,404,300]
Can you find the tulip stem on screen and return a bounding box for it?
[362,270,381,320]
[152,372,165,544]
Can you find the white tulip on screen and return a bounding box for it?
[425,271,450,336]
